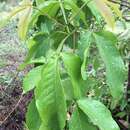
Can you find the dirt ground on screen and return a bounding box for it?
[0,20,32,130]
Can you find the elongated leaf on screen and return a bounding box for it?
[94,31,126,100]
[62,53,82,99]
[105,1,122,18]
[35,57,67,130]
[78,98,120,130]
[26,98,41,130]
[69,107,97,130]
[18,0,32,40]
[83,0,115,28]
[94,0,115,28]
[78,31,92,80]
[23,66,42,93]
[0,5,28,28]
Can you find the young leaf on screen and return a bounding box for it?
[35,57,67,130]
[78,98,120,130]
[26,98,41,130]
[62,53,82,99]
[78,31,92,80]
[18,0,32,40]
[94,31,126,100]
[23,66,42,93]
[69,107,97,130]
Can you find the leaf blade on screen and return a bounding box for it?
[78,98,120,130]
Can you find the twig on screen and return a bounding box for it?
[0,94,23,126]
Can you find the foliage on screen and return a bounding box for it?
[0,0,129,129]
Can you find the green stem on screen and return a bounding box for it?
[59,0,70,33]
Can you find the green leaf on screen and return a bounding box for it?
[64,0,86,24]
[69,107,97,130]
[78,98,120,130]
[62,53,82,99]
[18,0,32,40]
[30,1,59,26]
[35,57,67,130]
[36,0,45,5]
[20,56,46,70]
[78,31,92,80]
[62,78,74,101]
[94,31,126,100]
[23,66,42,93]
[26,98,41,130]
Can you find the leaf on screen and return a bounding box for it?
[20,56,46,70]
[0,5,28,28]
[64,0,86,24]
[62,78,74,101]
[18,0,32,40]
[78,98,120,130]
[26,98,41,130]
[23,66,42,93]
[69,107,97,130]
[35,57,67,130]
[30,1,59,27]
[62,53,82,99]
[94,31,126,100]
[105,0,122,18]
[83,0,115,28]
[93,0,115,29]
[78,31,92,80]
[36,0,45,5]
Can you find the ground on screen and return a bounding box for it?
[0,20,32,130]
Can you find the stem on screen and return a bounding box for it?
[59,0,70,33]
[33,6,65,27]
[57,29,76,53]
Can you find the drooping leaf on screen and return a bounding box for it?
[94,31,126,100]
[62,53,82,99]
[26,98,41,130]
[35,57,67,130]
[18,0,32,40]
[23,66,42,93]
[78,31,92,80]
[78,98,120,130]
[69,107,97,130]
